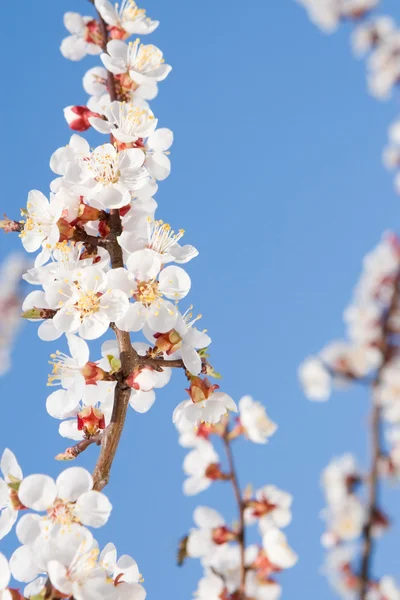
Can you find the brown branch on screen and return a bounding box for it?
[86,0,138,492]
[55,434,102,461]
[223,428,246,596]
[359,270,400,599]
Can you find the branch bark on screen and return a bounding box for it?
[359,269,400,599]
[223,429,246,596]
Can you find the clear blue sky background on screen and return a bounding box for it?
[1,0,400,597]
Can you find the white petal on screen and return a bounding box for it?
[16,513,41,545]
[129,389,156,413]
[147,128,173,152]
[10,545,39,583]
[0,508,17,541]
[181,344,202,376]
[0,553,10,589]
[74,491,112,527]
[18,474,57,511]
[159,266,191,300]
[38,319,64,342]
[56,467,93,502]
[46,389,80,420]
[193,506,225,528]
[67,334,90,366]
[1,449,22,482]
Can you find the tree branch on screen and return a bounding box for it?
[223,429,246,596]
[359,269,400,599]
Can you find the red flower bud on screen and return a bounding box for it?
[64,106,101,132]
[77,406,105,436]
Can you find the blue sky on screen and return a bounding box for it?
[1,0,400,597]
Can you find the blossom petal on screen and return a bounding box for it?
[18,475,57,511]
[56,467,93,503]
[74,490,112,527]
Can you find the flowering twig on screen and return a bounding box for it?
[360,268,400,598]
[222,427,246,595]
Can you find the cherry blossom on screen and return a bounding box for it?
[43,266,129,340]
[0,553,11,600]
[101,39,172,85]
[95,0,159,36]
[17,467,111,543]
[238,395,277,443]
[89,100,157,142]
[0,449,24,540]
[60,12,102,61]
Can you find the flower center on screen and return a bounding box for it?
[47,350,80,386]
[47,500,77,527]
[147,219,184,255]
[90,150,121,185]
[76,290,101,316]
[84,19,103,45]
[134,280,160,305]
[129,39,164,74]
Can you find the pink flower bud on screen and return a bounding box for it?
[64,106,101,132]
[77,406,105,436]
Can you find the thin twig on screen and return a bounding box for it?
[223,429,246,595]
[359,270,400,599]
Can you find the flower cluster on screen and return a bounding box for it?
[298,234,400,598]
[176,396,297,600]
[0,2,296,599]
[295,0,379,33]
[0,449,145,600]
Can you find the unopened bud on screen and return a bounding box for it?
[64,105,101,132]
[77,406,105,436]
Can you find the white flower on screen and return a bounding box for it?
[119,219,196,265]
[50,134,90,181]
[101,39,172,85]
[43,266,129,340]
[17,467,112,537]
[262,528,298,569]
[83,66,158,115]
[20,190,62,254]
[47,334,90,397]
[0,449,24,540]
[377,577,400,600]
[95,0,159,35]
[89,101,158,142]
[321,341,382,378]
[0,553,11,600]
[144,128,174,180]
[187,506,232,565]
[352,17,395,57]
[245,570,281,600]
[98,339,171,413]
[71,143,149,209]
[245,485,292,531]
[142,307,208,376]
[47,531,112,600]
[343,302,381,343]
[100,543,146,600]
[194,570,225,600]
[367,32,400,100]
[322,454,359,507]
[296,0,340,33]
[298,356,331,400]
[60,12,102,61]
[173,391,237,428]
[183,440,220,496]
[239,396,277,443]
[109,254,191,333]
[57,381,115,441]
[323,496,366,544]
